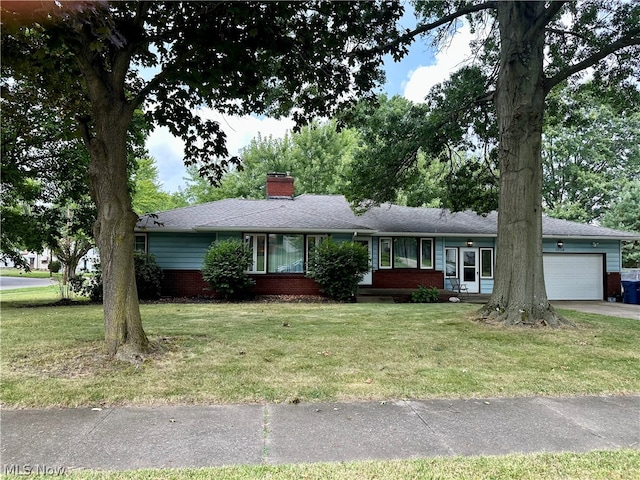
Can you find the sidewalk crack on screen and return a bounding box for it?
[58,408,115,468]
[404,400,456,455]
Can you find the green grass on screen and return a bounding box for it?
[0,284,67,305]
[3,450,639,479]
[1,288,639,408]
[0,267,60,279]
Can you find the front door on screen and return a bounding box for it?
[460,248,479,293]
[354,238,373,285]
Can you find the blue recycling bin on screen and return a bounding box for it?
[621,281,640,305]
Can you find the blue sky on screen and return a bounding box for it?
[147,8,475,193]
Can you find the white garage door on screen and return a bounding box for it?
[543,254,604,300]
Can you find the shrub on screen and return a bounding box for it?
[48,260,61,274]
[70,264,103,302]
[306,239,369,301]
[68,274,90,297]
[411,285,440,303]
[134,253,164,299]
[201,238,255,300]
[69,253,164,301]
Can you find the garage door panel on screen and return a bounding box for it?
[543,254,603,301]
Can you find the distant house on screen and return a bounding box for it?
[2,248,99,273]
[2,249,56,270]
[136,173,639,300]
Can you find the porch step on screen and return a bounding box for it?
[356,295,396,303]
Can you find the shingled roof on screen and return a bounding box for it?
[136,194,639,240]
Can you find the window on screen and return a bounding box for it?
[306,235,328,266]
[445,248,458,278]
[268,234,304,273]
[480,248,494,278]
[380,237,434,269]
[393,237,418,268]
[134,234,147,253]
[379,238,392,269]
[245,234,266,273]
[420,239,433,269]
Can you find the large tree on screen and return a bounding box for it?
[358,1,639,326]
[2,1,404,355]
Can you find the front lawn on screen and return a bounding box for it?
[1,290,638,409]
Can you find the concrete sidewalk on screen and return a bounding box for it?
[1,395,638,472]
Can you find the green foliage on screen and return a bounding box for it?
[133,253,164,300]
[131,157,187,214]
[180,120,360,204]
[306,240,370,301]
[71,266,103,302]
[47,260,61,274]
[543,83,640,223]
[70,253,164,301]
[602,181,640,268]
[3,1,404,185]
[68,274,88,298]
[411,285,440,303]
[0,77,94,267]
[343,91,498,214]
[201,239,255,300]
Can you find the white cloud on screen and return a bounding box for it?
[403,24,475,103]
[147,113,295,192]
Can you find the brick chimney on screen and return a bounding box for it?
[266,172,294,199]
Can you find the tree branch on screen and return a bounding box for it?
[545,29,640,93]
[365,1,497,56]
[545,27,592,43]
[525,1,568,42]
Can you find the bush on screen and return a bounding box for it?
[411,285,440,303]
[306,239,369,301]
[48,260,61,274]
[69,253,164,301]
[70,264,103,302]
[201,238,255,300]
[134,253,163,300]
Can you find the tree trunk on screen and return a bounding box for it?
[85,101,149,356]
[478,2,571,327]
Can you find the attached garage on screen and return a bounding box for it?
[543,254,604,300]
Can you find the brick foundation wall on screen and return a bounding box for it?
[162,270,213,297]
[163,269,444,297]
[607,272,622,298]
[372,270,444,289]
[161,270,322,297]
[252,274,322,296]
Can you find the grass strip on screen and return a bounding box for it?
[2,450,638,479]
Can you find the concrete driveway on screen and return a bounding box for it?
[552,301,640,320]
